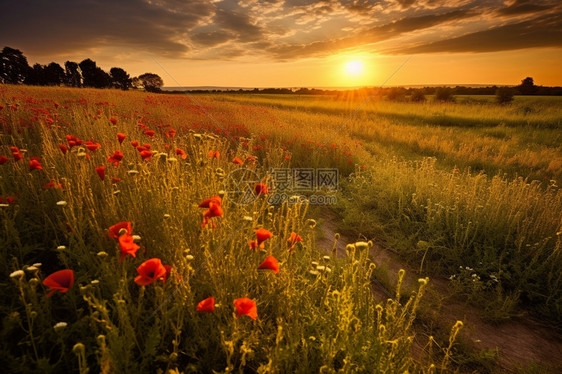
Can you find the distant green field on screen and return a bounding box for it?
[214,93,562,182]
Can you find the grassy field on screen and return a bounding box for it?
[1,84,561,372]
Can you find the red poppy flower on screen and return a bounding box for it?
[0,156,8,164]
[233,298,257,320]
[119,234,140,262]
[140,150,153,161]
[162,265,173,283]
[10,146,19,153]
[43,180,62,189]
[197,297,215,313]
[208,150,220,159]
[107,150,124,165]
[108,221,132,239]
[109,118,117,125]
[131,141,139,147]
[254,183,269,195]
[198,196,222,208]
[176,148,187,159]
[143,130,155,138]
[256,228,272,246]
[134,258,167,286]
[202,203,223,228]
[13,152,22,162]
[43,269,74,297]
[66,135,82,147]
[117,133,126,144]
[232,157,244,165]
[29,159,43,171]
[58,144,68,154]
[85,141,101,152]
[287,232,303,251]
[250,228,273,250]
[142,144,151,149]
[112,178,121,184]
[95,165,105,181]
[258,255,279,274]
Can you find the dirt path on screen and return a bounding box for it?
[315,208,562,373]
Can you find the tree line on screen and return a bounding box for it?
[0,46,163,92]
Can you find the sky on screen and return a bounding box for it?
[1,0,561,87]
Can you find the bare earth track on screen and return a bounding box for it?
[315,208,562,373]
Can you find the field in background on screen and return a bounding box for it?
[1,84,561,372]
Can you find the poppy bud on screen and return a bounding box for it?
[355,242,369,251]
[54,322,67,332]
[10,270,24,279]
[72,343,85,355]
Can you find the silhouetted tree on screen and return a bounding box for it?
[518,77,537,95]
[24,64,47,85]
[110,67,131,90]
[44,62,65,86]
[434,87,455,102]
[135,73,164,92]
[386,87,407,101]
[64,61,81,87]
[496,87,514,105]
[79,59,97,87]
[0,47,30,84]
[410,90,426,103]
[79,59,110,88]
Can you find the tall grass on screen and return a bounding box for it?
[0,85,456,372]
[340,159,562,321]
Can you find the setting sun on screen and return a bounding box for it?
[345,60,363,76]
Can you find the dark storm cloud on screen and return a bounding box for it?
[267,9,475,59]
[391,11,562,54]
[0,0,214,57]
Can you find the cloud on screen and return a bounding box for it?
[214,7,264,42]
[390,11,562,53]
[0,0,560,63]
[0,0,214,57]
[191,31,235,47]
[267,9,476,59]
[497,0,554,16]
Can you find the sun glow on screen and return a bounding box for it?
[345,60,363,76]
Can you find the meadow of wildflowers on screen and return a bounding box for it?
[2,84,560,372]
[0,85,462,373]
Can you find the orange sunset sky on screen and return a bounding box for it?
[1,0,561,87]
